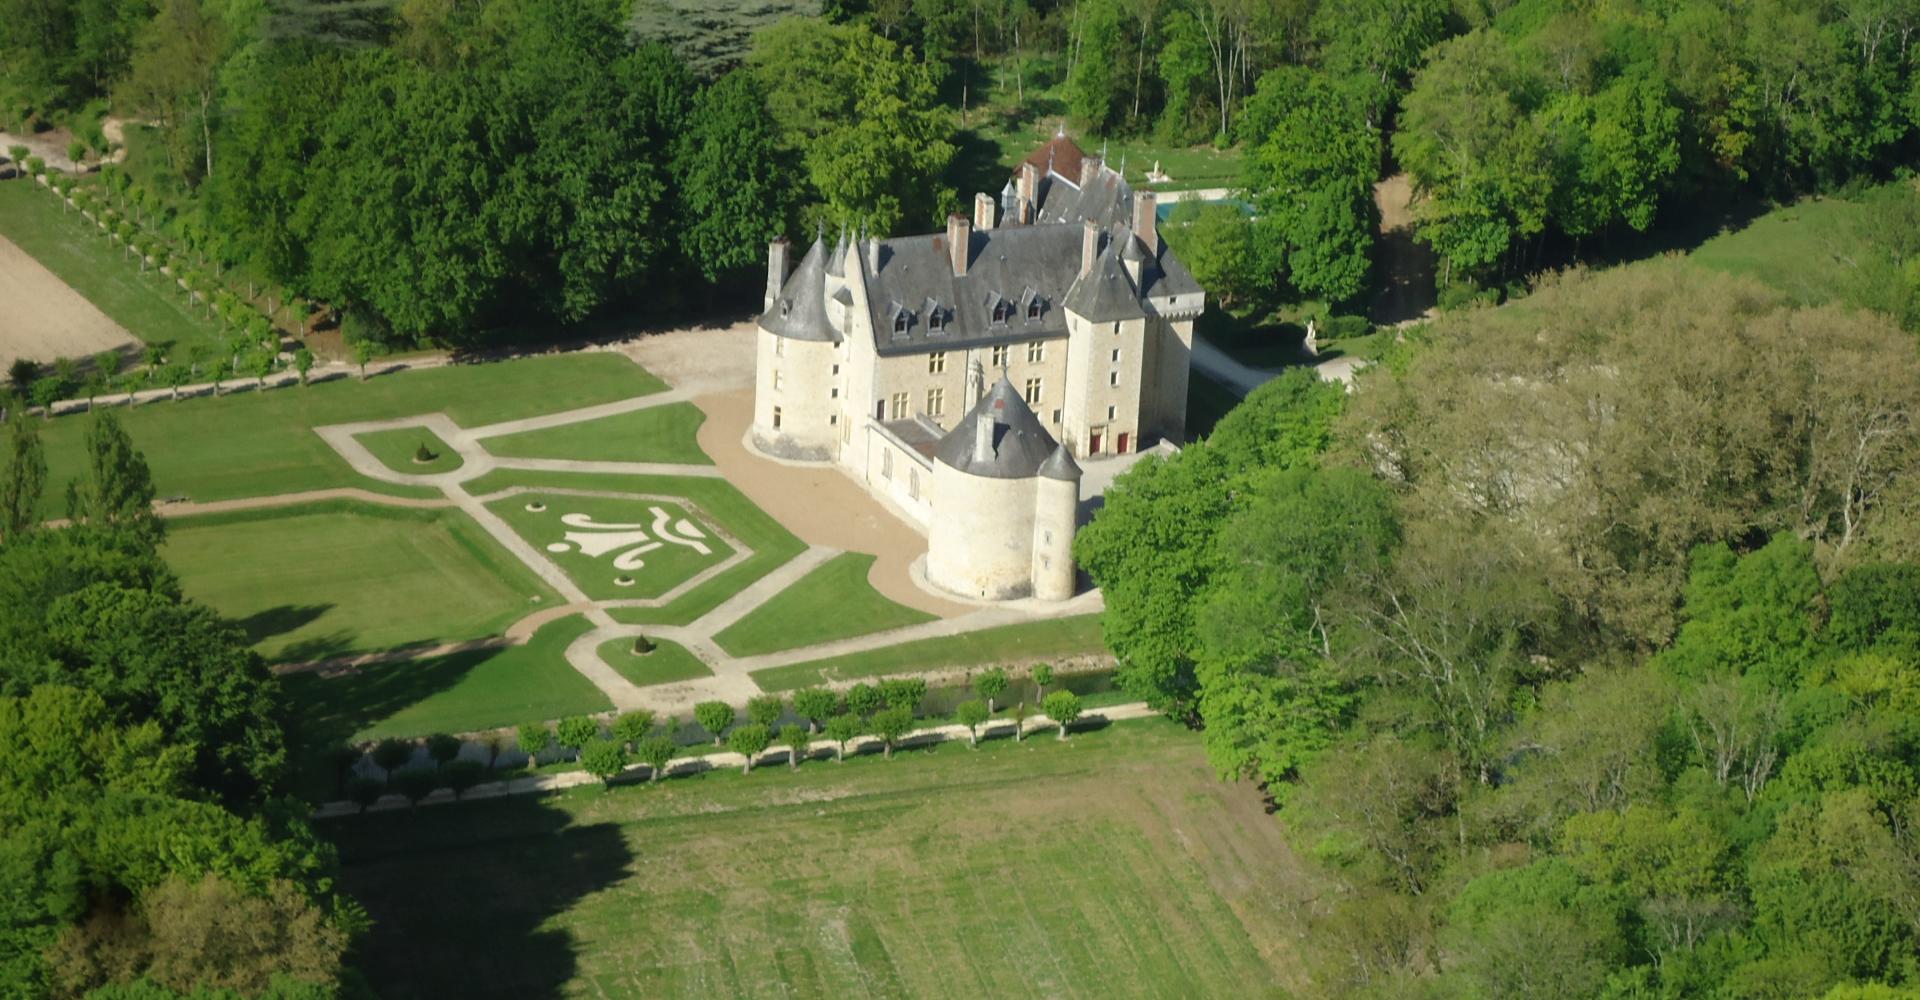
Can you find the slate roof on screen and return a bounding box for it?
[1033,162,1132,229]
[1039,443,1082,481]
[759,237,839,343]
[864,225,1081,357]
[934,376,1062,479]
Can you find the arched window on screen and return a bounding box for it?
[908,469,920,499]
[882,450,893,479]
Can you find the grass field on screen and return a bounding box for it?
[325,718,1305,998]
[282,615,609,800]
[600,637,712,686]
[712,552,934,657]
[357,426,464,475]
[33,353,664,517]
[487,493,735,601]
[480,401,711,466]
[1689,193,1869,309]
[752,615,1106,691]
[0,180,220,350]
[164,501,556,662]
[465,469,808,626]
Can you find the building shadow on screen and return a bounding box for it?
[325,794,634,998]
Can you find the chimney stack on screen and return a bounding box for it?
[947,213,971,276]
[1079,155,1101,190]
[1018,162,1039,223]
[866,234,879,275]
[974,191,996,231]
[764,236,791,313]
[1133,191,1157,256]
[974,406,995,462]
[1079,218,1100,278]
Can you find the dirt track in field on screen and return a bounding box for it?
[0,233,136,372]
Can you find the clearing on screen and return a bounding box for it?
[326,718,1307,998]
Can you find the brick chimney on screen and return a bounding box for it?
[947,213,971,276]
[1079,155,1101,190]
[1018,162,1039,222]
[974,191,996,231]
[764,236,791,313]
[1133,191,1157,256]
[1079,218,1100,278]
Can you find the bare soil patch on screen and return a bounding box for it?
[0,232,137,371]
[1369,173,1437,326]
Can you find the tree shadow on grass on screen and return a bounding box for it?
[232,603,333,647]
[324,794,634,999]
[946,127,1013,210]
[279,647,497,802]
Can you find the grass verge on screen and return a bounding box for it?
[712,552,934,657]
[599,638,712,687]
[356,426,464,475]
[751,614,1106,691]
[480,401,711,465]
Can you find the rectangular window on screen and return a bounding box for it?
[890,392,909,420]
[991,344,1009,367]
[928,352,946,374]
[1110,348,1121,363]
[1108,370,1120,387]
[775,338,785,357]
[1051,408,1062,425]
[773,371,785,391]
[927,387,945,416]
[772,405,783,430]
[882,450,893,479]
[1106,405,1116,421]
[1027,341,1044,363]
[832,364,840,375]
[831,387,839,398]
[1024,378,1042,405]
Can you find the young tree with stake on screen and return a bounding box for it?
[637,735,677,783]
[825,713,862,762]
[955,700,990,748]
[517,722,553,767]
[729,723,772,773]
[1043,691,1083,741]
[694,701,734,745]
[870,706,914,760]
[780,724,810,769]
[975,668,1009,712]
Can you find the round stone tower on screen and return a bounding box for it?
[1030,444,1081,601]
[928,376,1075,601]
[753,235,840,461]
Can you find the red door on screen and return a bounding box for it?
[1116,432,1130,454]
[1089,432,1103,454]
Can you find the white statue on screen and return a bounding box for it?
[1303,318,1319,358]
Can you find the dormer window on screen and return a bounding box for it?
[1027,298,1043,320]
[991,299,1012,325]
[928,310,945,332]
[894,312,909,333]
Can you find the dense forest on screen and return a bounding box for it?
[1078,250,1920,997]
[0,414,361,997]
[5,0,1915,341]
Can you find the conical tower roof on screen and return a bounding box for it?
[934,375,1061,479]
[757,237,839,343]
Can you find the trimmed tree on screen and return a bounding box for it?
[370,739,413,779]
[637,735,677,783]
[870,706,914,760]
[1043,691,1083,741]
[425,733,462,770]
[517,722,554,767]
[879,678,926,713]
[728,723,772,774]
[556,716,600,758]
[347,776,386,813]
[846,682,883,718]
[612,709,656,750]
[694,701,735,745]
[293,348,314,386]
[393,768,439,809]
[1032,664,1054,703]
[955,699,990,748]
[825,713,862,762]
[792,687,838,732]
[975,668,1009,713]
[480,731,507,768]
[579,739,629,786]
[443,760,487,798]
[780,723,810,770]
[747,694,785,730]
[1011,702,1031,742]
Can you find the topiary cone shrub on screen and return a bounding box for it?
[632,635,655,655]
[414,441,437,463]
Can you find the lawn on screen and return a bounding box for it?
[282,615,609,801]
[464,469,807,625]
[712,552,935,657]
[33,352,664,517]
[752,614,1106,691]
[324,717,1306,998]
[164,501,556,662]
[0,180,221,350]
[1688,193,1870,309]
[487,492,735,601]
[599,637,712,686]
[357,426,464,475]
[480,401,711,465]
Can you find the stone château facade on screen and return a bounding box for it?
[751,133,1205,601]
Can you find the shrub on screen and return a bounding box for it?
[392,768,440,808]
[746,694,784,729]
[1042,690,1083,740]
[880,678,926,713]
[579,739,629,785]
[727,723,772,773]
[1321,314,1372,340]
[346,776,386,813]
[370,739,413,777]
[611,709,656,749]
[824,713,862,761]
[23,155,43,176]
[631,634,655,654]
[846,682,883,718]
[636,735,677,782]
[779,724,810,769]
[414,441,436,462]
[694,701,734,744]
[425,733,463,769]
[555,715,599,754]
[792,688,838,731]
[869,707,915,759]
[443,759,487,798]
[516,722,553,765]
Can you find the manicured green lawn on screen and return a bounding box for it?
[164,501,557,662]
[480,401,711,465]
[712,552,934,657]
[487,492,734,601]
[282,615,609,800]
[0,180,221,350]
[357,426,464,475]
[752,614,1106,691]
[324,717,1306,998]
[1689,193,1868,308]
[33,352,664,517]
[464,469,807,626]
[599,637,712,686]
